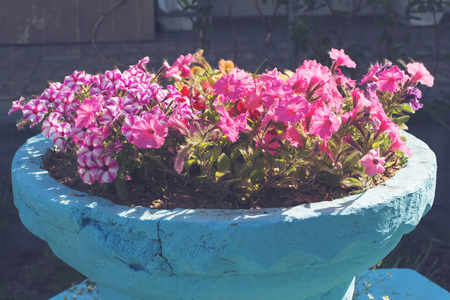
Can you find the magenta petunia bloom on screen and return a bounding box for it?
[8,97,25,116]
[281,124,304,147]
[127,113,168,149]
[329,48,356,69]
[52,122,71,149]
[361,148,386,177]
[213,73,246,102]
[377,66,405,92]
[42,112,62,138]
[75,96,103,128]
[77,133,104,160]
[273,96,310,124]
[261,80,293,109]
[22,99,48,124]
[77,156,99,184]
[387,132,412,157]
[216,107,248,142]
[95,155,119,183]
[165,54,195,79]
[64,70,93,91]
[406,62,434,87]
[309,105,341,141]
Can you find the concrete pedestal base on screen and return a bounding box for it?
[49,268,449,300]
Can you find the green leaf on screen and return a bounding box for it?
[401,103,415,114]
[393,115,410,126]
[217,153,231,172]
[340,177,362,187]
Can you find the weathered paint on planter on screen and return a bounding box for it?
[11,132,436,300]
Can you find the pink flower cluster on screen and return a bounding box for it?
[10,48,433,187]
[10,57,200,184]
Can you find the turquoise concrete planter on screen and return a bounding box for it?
[11,132,436,300]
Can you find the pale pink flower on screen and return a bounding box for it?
[309,105,341,141]
[127,113,168,149]
[406,62,434,87]
[329,48,356,68]
[361,148,386,177]
[95,155,119,183]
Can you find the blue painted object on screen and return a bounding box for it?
[12,132,436,300]
[354,268,450,299]
[50,268,450,300]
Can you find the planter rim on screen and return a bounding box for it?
[11,131,436,223]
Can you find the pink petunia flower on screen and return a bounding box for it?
[22,99,48,124]
[77,156,99,184]
[74,95,103,128]
[261,80,293,109]
[126,113,168,149]
[77,133,104,160]
[214,75,242,102]
[273,96,310,124]
[360,148,386,177]
[309,105,341,141]
[387,132,412,157]
[165,54,195,79]
[42,112,62,138]
[52,122,71,149]
[95,155,119,183]
[64,70,93,91]
[216,107,248,142]
[329,48,356,69]
[377,66,405,92]
[8,97,25,116]
[406,62,434,87]
[360,64,380,85]
[281,124,304,147]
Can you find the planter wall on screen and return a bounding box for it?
[11,132,436,300]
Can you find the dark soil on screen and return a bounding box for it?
[42,148,399,210]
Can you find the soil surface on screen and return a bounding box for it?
[42,148,399,210]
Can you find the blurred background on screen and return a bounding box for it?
[0,0,449,298]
